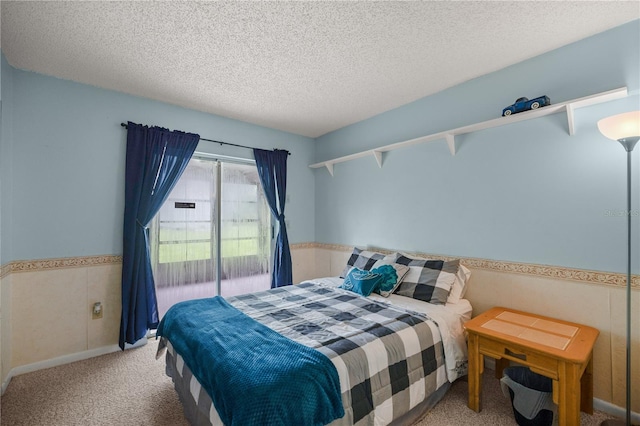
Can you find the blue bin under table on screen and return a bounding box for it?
[501,366,557,426]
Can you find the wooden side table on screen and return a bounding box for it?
[464,307,599,426]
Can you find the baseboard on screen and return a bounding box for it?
[484,357,496,370]
[1,337,148,395]
[594,398,640,424]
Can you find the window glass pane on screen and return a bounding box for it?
[159,203,187,222]
[151,157,271,318]
[185,201,211,222]
[186,242,211,261]
[220,222,239,240]
[187,221,211,242]
[159,243,187,263]
[239,222,258,239]
[185,175,211,200]
[159,223,186,243]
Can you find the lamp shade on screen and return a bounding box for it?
[597,111,640,141]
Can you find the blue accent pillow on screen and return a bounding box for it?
[370,264,400,296]
[339,267,385,297]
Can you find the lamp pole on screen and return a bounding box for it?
[598,110,640,426]
[620,138,637,426]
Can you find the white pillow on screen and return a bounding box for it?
[447,264,471,304]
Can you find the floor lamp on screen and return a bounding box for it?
[598,110,640,426]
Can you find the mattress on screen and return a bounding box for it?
[159,278,472,425]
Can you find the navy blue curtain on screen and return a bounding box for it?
[120,122,199,349]
[253,149,292,288]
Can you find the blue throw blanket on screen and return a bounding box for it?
[157,296,344,426]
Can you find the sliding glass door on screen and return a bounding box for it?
[150,157,271,318]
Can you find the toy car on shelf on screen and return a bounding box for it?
[502,95,550,116]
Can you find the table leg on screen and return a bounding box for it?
[467,333,483,412]
[580,356,594,414]
[495,357,509,379]
[557,361,581,426]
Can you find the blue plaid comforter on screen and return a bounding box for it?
[159,282,447,425]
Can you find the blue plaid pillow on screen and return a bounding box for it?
[392,254,459,305]
[340,247,387,278]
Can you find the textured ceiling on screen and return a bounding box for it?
[1,1,639,138]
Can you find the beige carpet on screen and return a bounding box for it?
[1,339,617,425]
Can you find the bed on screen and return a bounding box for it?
[157,250,473,426]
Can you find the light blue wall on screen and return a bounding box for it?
[1,54,14,265]
[5,62,315,261]
[314,20,640,274]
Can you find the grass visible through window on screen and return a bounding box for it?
[158,222,267,263]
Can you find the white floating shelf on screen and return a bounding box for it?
[310,87,628,175]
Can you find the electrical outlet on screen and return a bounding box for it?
[92,302,103,319]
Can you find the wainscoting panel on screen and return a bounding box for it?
[11,267,89,366]
[290,245,316,284]
[87,264,122,350]
[1,255,122,390]
[2,246,638,414]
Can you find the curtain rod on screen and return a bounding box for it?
[120,123,290,155]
